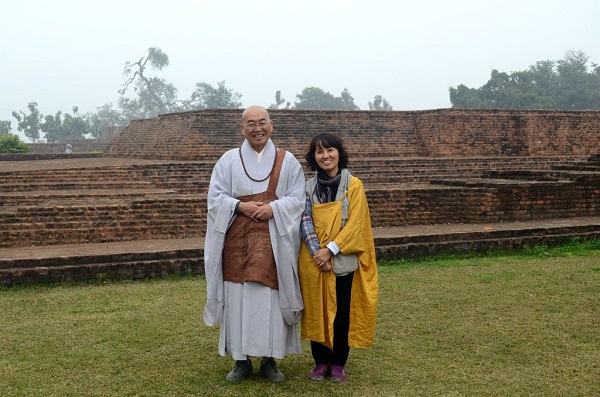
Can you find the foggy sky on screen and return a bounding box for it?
[2,0,599,141]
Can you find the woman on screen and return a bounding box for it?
[299,133,378,383]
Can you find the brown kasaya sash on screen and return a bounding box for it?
[222,149,286,290]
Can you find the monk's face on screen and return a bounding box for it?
[241,107,273,152]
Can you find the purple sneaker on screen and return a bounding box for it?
[330,365,347,382]
[308,364,330,381]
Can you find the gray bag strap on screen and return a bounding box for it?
[339,170,352,227]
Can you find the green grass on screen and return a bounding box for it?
[1,240,599,396]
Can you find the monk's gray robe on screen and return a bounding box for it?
[203,139,305,359]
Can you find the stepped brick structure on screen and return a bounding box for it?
[104,108,600,159]
[1,108,599,286]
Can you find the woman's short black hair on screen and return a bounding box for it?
[304,133,349,172]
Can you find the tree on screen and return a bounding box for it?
[294,87,359,110]
[0,120,11,136]
[118,47,243,117]
[529,60,556,94]
[593,62,600,104]
[269,91,290,109]
[186,80,242,109]
[339,88,359,110]
[450,69,556,109]
[61,108,90,141]
[40,107,91,143]
[554,50,599,109]
[11,102,100,143]
[0,134,31,153]
[294,87,335,109]
[449,50,600,110]
[88,103,130,139]
[12,102,43,142]
[40,111,63,143]
[368,95,393,110]
[118,77,180,120]
[119,47,181,118]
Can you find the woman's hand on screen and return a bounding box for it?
[315,260,331,272]
[313,248,333,272]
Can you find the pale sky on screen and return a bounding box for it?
[2,0,599,141]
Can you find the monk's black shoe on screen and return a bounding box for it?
[226,358,252,382]
[260,357,285,382]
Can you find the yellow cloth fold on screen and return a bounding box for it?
[299,177,378,349]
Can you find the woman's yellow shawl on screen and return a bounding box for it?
[299,176,378,349]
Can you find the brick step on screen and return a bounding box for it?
[1,157,582,180]
[0,174,141,183]
[2,217,599,286]
[350,168,569,179]
[0,210,203,224]
[552,164,600,171]
[0,225,201,248]
[350,158,574,166]
[0,189,178,206]
[0,239,202,269]
[0,153,104,161]
[428,178,573,188]
[0,238,202,286]
[0,167,134,175]
[0,164,214,176]
[2,180,597,242]
[487,169,598,180]
[0,173,210,192]
[354,173,574,185]
[0,181,156,192]
[0,173,141,183]
[0,171,210,179]
[0,179,158,187]
[373,220,600,245]
[0,216,202,226]
[347,175,449,185]
[373,216,600,259]
[1,157,597,248]
[5,168,483,187]
[13,203,202,213]
[0,167,138,174]
[8,195,202,210]
[483,170,569,181]
[151,181,209,191]
[376,230,600,259]
[0,216,201,229]
[2,200,200,213]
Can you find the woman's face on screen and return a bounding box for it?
[315,144,339,177]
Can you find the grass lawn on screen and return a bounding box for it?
[1,242,599,396]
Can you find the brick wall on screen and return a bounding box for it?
[0,153,103,161]
[104,108,600,160]
[28,141,110,154]
[366,171,600,227]
[416,109,600,156]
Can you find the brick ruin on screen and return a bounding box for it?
[0,108,599,285]
[104,108,600,159]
